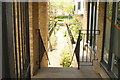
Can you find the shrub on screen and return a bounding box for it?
[50,34,57,48]
[57,19,64,21]
[55,15,70,19]
[60,50,71,67]
[64,16,82,41]
[63,31,67,37]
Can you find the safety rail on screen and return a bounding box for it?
[70,29,100,69]
[66,24,75,44]
[36,29,50,68]
[70,30,81,69]
[49,21,57,37]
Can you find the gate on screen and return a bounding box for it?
[12,2,31,79]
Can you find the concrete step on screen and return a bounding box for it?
[33,66,101,78]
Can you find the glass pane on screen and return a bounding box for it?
[112,2,119,59]
[111,1,120,78]
[103,2,113,63]
[111,54,119,78]
[78,2,81,10]
[118,1,120,59]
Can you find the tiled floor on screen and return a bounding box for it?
[33,66,101,78]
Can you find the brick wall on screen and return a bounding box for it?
[93,2,110,78]
[29,2,48,76]
[38,2,48,67]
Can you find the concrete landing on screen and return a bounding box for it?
[33,66,101,78]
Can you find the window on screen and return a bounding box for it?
[111,54,119,78]
[75,0,84,14]
[74,5,75,11]
[103,2,113,64]
[102,2,120,78]
[111,1,120,78]
[78,2,81,10]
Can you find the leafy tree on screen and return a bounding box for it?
[49,0,74,15]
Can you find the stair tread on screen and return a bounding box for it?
[33,66,100,78]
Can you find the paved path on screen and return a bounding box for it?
[48,26,70,67]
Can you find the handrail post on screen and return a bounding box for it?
[36,29,51,69]
[78,30,81,69]
[69,30,81,69]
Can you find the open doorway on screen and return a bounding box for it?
[47,0,84,67]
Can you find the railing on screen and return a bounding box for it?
[36,29,50,68]
[72,30,81,69]
[70,30,100,69]
[66,24,75,44]
[49,21,57,37]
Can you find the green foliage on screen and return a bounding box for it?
[49,20,57,30]
[68,14,73,19]
[57,19,64,21]
[50,34,57,47]
[65,17,82,41]
[55,15,69,19]
[50,18,64,22]
[60,50,71,67]
[63,31,67,37]
[54,27,59,33]
[50,0,74,14]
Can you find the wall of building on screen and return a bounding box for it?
[74,1,88,29]
[29,2,48,76]
[96,2,105,62]
[38,2,48,67]
[74,0,84,14]
[81,2,88,29]
[77,2,88,29]
[93,2,109,78]
[29,2,40,76]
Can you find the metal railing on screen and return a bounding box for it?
[49,21,57,37]
[70,30,81,69]
[36,29,50,68]
[70,30,100,69]
[66,24,75,44]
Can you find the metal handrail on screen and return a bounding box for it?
[66,24,75,44]
[36,29,50,68]
[49,21,57,37]
[70,29,100,68]
[70,30,81,69]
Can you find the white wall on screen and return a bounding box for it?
[0,2,2,79]
[74,0,84,14]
